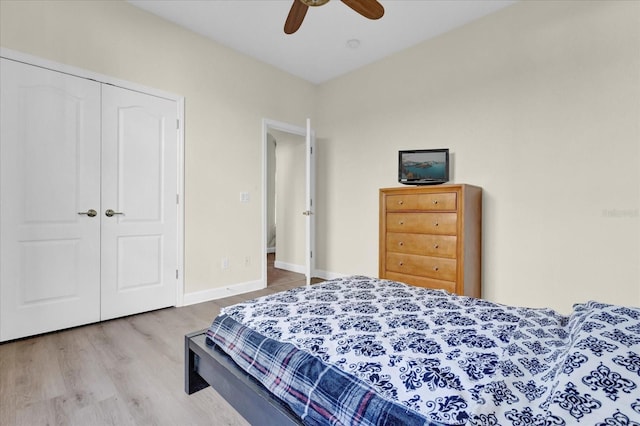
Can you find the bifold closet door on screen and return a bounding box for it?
[0,58,102,341]
[100,85,178,320]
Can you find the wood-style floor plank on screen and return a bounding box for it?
[0,259,314,426]
[0,337,17,425]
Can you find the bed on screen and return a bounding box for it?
[185,276,640,425]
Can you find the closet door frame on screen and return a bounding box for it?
[0,47,186,307]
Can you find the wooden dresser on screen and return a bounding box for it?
[379,184,482,297]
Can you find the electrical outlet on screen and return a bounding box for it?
[240,192,250,203]
[221,257,229,270]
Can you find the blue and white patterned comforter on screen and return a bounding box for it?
[207,276,640,425]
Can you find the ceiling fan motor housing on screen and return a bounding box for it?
[300,0,330,6]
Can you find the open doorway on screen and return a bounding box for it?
[266,129,306,286]
[262,118,316,288]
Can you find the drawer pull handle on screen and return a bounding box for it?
[399,221,404,225]
[434,222,439,227]
[434,244,439,249]
[399,242,404,246]
[433,266,439,272]
[399,262,404,267]
[433,200,438,205]
[398,200,404,205]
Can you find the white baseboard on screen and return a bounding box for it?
[182,279,264,306]
[313,269,347,281]
[180,270,350,306]
[274,260,305,274]
[273,262,347,281]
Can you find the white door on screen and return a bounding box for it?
[0,59,101,341]
[304,119,315,286]
[100,85,178,320]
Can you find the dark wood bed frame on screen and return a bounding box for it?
[184,329,303,425]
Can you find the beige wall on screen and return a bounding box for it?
[0,0,316,295]
[2,0,639,312]
[315,0,640,311]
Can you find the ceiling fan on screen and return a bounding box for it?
[284,0,385,34]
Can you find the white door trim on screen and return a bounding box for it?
[0,47,186,307]
[304,118,316,287]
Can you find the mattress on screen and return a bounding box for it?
[206,276,640,425]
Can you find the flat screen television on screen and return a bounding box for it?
[398,148,449,185]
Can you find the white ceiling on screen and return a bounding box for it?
[127,0,517,84]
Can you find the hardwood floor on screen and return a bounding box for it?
[0,257,317,426]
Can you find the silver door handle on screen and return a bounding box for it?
[105,209,124,217]
[78,209,97,217]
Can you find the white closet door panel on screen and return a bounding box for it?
[0,59,101,341]
[100,85,177,320]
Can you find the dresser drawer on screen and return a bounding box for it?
[386,212,457,234]
[386,233,456,258]
[386,252,457,281]
[384,271,456,293]
[386,192,457,211]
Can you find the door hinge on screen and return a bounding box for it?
[310,251,313,258]
[176,269,179,279]
[176,194,179,204]
[310,146,313,155]
[176,119,180,129]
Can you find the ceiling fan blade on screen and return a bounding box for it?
[284,0,309,34]
[341,0,384,20]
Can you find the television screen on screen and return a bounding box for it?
[399,149,449,185]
